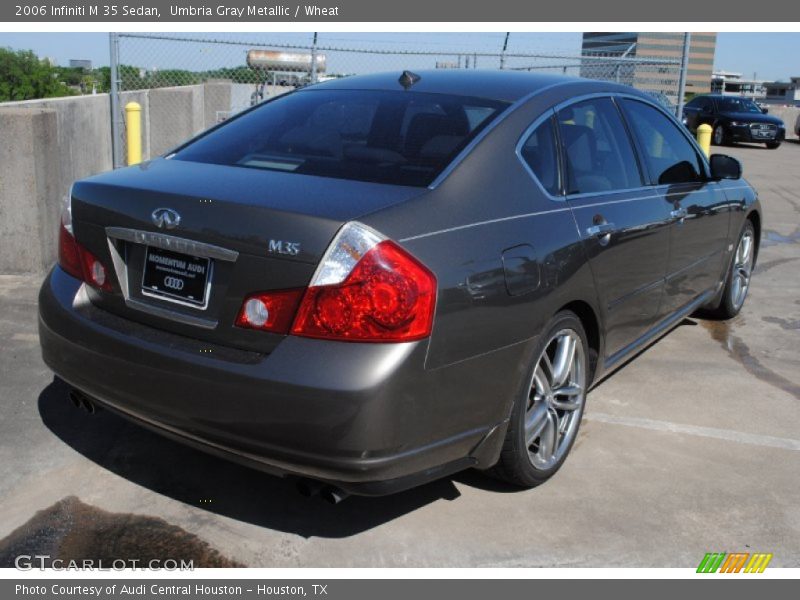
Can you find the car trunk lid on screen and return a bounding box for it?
[69,158,426,353]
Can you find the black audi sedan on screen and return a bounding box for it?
[683,94,786,148]
[39,71,761,500]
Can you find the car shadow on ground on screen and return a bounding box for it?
[37,377,522,538]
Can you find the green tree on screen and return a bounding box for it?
[0,47,75,101]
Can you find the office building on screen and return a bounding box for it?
[581,32,717,97]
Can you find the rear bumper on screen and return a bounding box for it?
[38,267,511,495]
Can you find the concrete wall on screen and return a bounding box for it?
[147,85,206,157]
[0,109,61,273]
[0,94,113,273]
[0,82,244,273]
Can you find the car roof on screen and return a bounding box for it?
[308,70,607,103]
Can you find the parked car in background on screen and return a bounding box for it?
[683,94,786,149]
[39,71,761,500]
[795,112,800,139]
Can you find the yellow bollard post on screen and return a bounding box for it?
[697,123,712,158]
[125,101,142,166]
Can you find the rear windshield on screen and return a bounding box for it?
[173,89,509,187]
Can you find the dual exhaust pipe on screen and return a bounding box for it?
[68,387,349,504]
[68,389,98,415]
[296,478,350,505]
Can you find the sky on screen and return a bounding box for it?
[1,32,799,81]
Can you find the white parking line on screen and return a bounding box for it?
[585,412,800,452]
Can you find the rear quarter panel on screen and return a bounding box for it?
[363,82,603,376]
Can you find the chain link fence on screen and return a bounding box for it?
[110,33,683,166]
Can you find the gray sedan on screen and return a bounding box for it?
[39,70,761,500]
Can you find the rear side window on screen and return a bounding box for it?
[520,116,560,195]
[556,98,641,195]
[174,89,508,187]
[621,99,704,185]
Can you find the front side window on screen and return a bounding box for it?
[174,89,508,187]
[718,97,762,114]
[621,99,705,185]
[519,116,560,195]
[556,98,642,195]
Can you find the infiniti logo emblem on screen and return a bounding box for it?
[151,208,181,230]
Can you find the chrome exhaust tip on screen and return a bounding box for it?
[80,396,96,415]
[320,486,350,505]
[69,389,98,414]
[68,390,82,409]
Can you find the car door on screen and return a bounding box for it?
[556,96,672,359]
[619,98,731,317]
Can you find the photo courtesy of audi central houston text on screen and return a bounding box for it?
[37,69,761,498]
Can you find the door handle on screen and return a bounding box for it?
[586,222,616,238]
[670,207,688,220]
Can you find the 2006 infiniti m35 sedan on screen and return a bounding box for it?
[39,71,761,499]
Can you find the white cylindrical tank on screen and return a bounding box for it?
[246,50,327,73]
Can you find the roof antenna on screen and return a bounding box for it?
[398,70,421,90]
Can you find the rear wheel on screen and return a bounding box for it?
[711,221,755,319]
[713,124,728,146]
[489,311,589,488]
[766,141,781,149]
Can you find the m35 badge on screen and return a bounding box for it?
[268,240,301,256]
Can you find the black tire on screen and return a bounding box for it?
[709,220,756,319]
[766,141,781,149]
[712,124,728,146]
[488,310,590,488]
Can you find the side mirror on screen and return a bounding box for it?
[761,107,769,114]
[709,154,742,180]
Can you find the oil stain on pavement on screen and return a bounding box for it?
[0,496,242,567]
[701,319,800,400]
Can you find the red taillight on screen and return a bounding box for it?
[58,221,112,292]
[291,240,436,342]
[235,289,305,334]
[58,221,83,280]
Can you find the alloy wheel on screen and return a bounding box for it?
[731,230,754,310]
[714,126,724,145]
[525,329,586,470]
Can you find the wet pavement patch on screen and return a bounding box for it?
[0,496,242,568]
[701,319,800,400]
[762,228,800,247]
[753,256,800,274]
[763,316,800,331]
